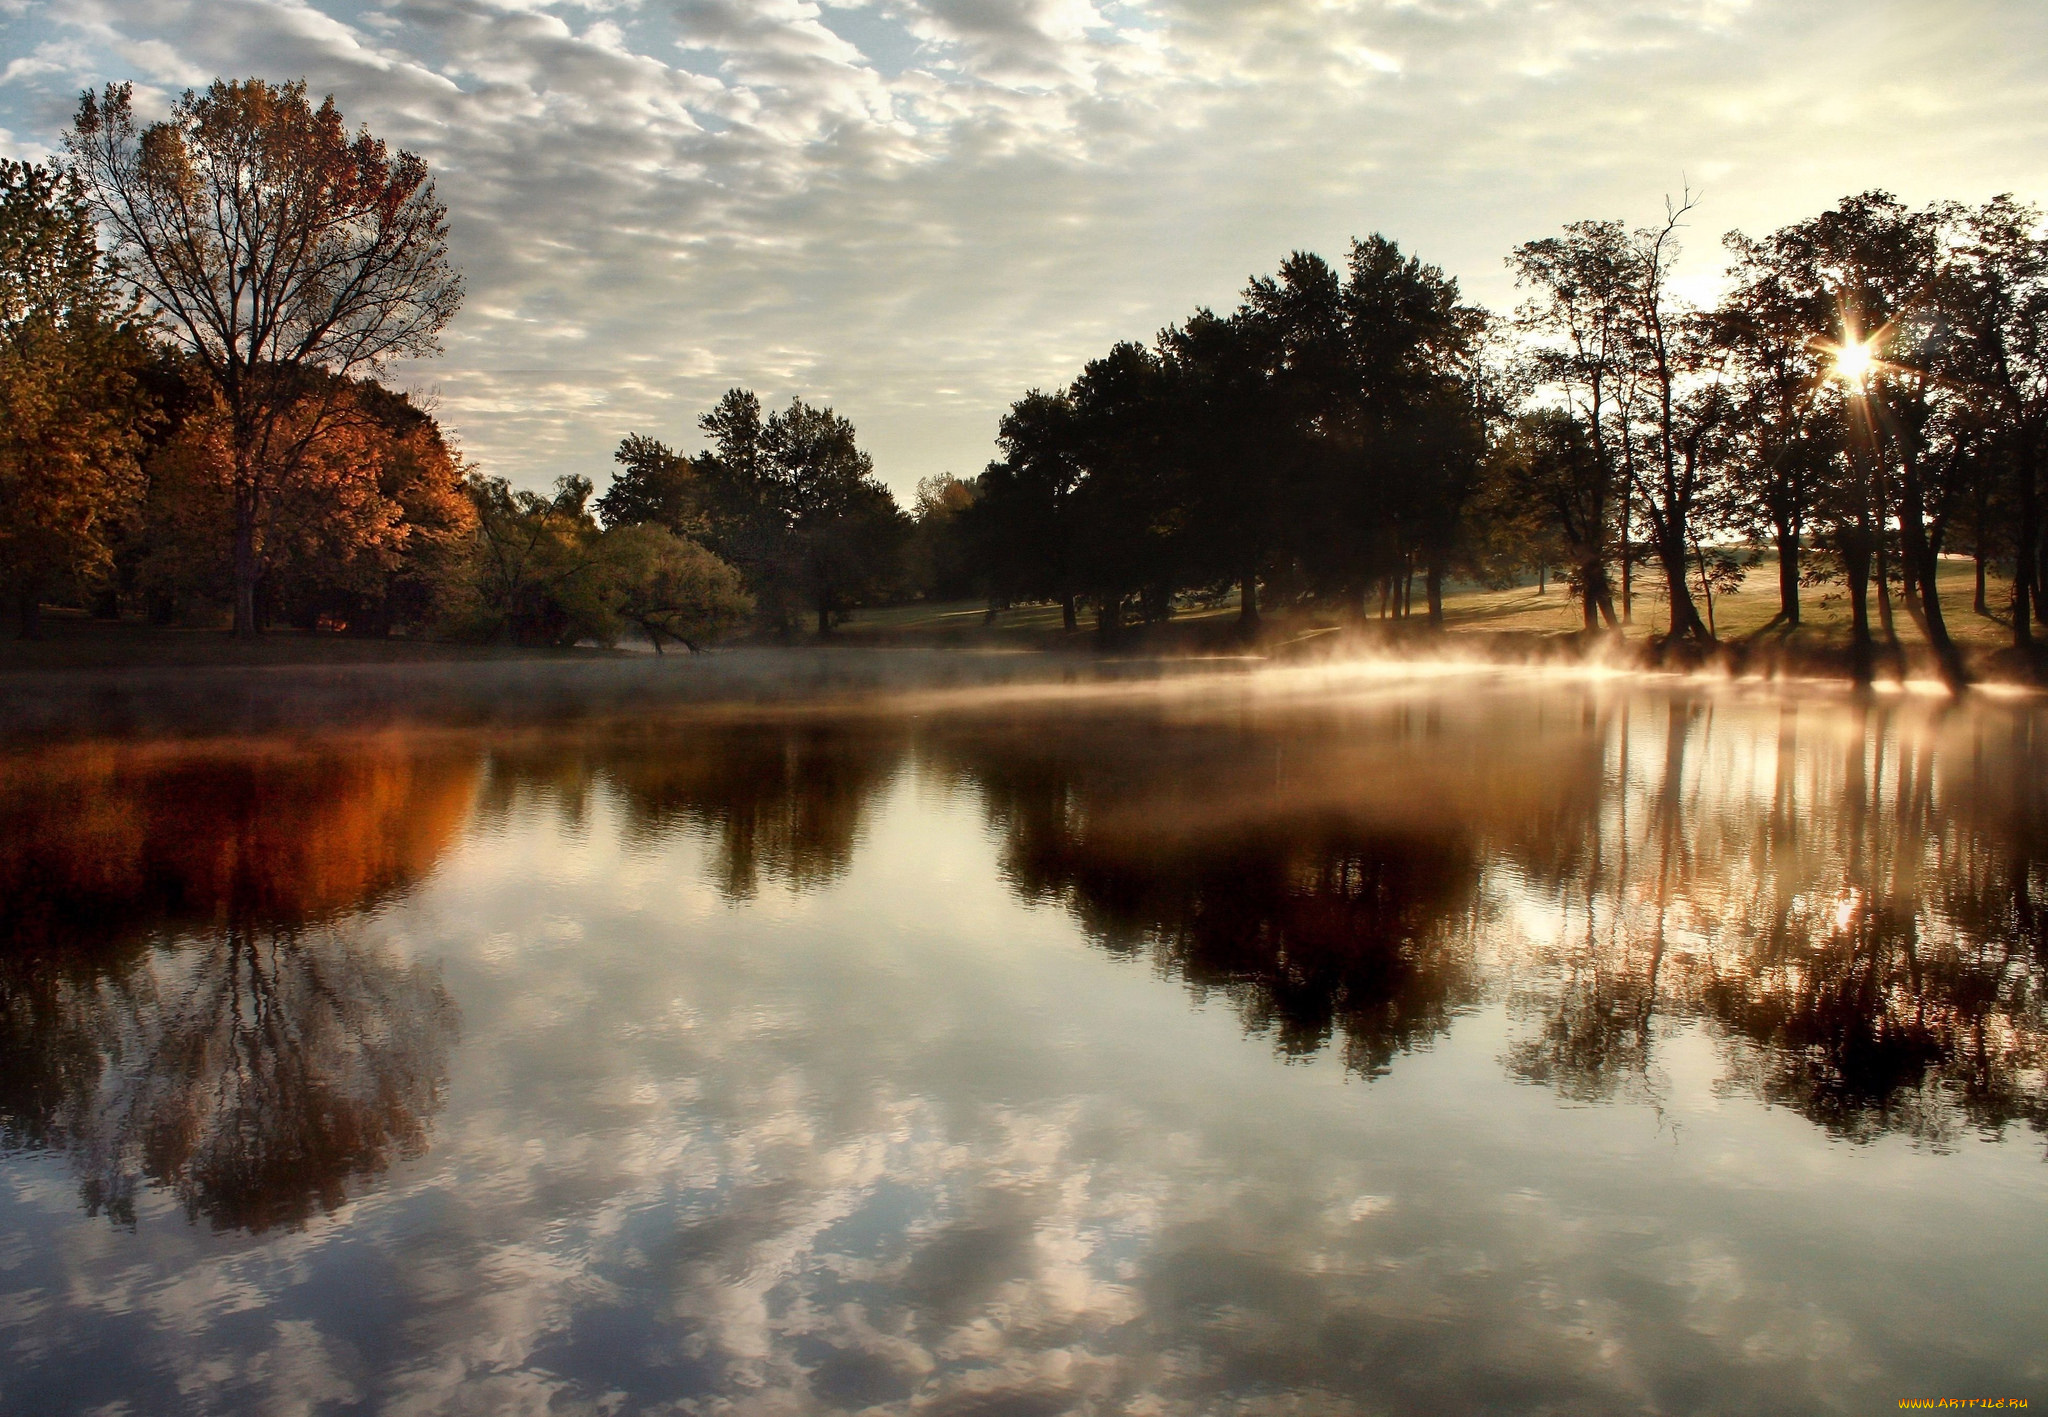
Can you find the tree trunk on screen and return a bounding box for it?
[1874,533,1898,644]
[1776,526,1800,626]
[15,583,41,641]
[1905,534,1967,688]
[2015,444,2038,647]
[1095,595,1122,641]
[1238,568,1259,629]
[1537,564,1546,595]
[1895,449,1965,686]
[1620,486,1634,624]
[1658,530,1709,641]
[817,603,832,636]
[1841,526,1874,685]
[1425,559,1445,628]
[1061,593,1077,633]
[1580,559,1600,630]
[232,495,260,638]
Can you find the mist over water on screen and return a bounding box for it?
[1,664,2043,1414]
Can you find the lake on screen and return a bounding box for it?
[1,660,2043,1415]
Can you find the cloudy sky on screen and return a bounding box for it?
[2,0,2044,497]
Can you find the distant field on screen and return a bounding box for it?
[1435,552,2014,652]
[833,552,2020,658]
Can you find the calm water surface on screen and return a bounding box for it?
[2,667,2044,1415]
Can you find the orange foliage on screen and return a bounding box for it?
[141,377,476,631]
[0,734,481,946]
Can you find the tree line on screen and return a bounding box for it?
[0,79,759,650]
[7,73,2046,676]
[886,190,2044,685]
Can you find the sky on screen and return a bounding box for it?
[2,0,2045,500]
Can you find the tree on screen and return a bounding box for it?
[1340,237,1491,626]
[1621,194,1720,643]
[907,474,981,604]
[66,79,462,636]
[0,159,153,637]
[764,397,906,635]
[599,433,703,536]
[459,473,615,646]
[137,371,475,633]
[1946,196,2048,647]
[1718,227,1838,625]
[1161,306,1285,627]
[1752,193,1965,682]
[1508,221,1635,629]
[972,389,1087,629]
[1493,410,1618,618]
[600,522,753,653]
[1068,342,1180,635]
[672,390,905,635]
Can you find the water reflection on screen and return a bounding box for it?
[2,678,2046,1414]
[940,718,1488,1074]
[0,738,468,1231]
[0,737,480,945]
[478,720,906,897]
[931,693,2048,1145]
[0,926,458,1231]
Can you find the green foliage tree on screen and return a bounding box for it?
[598,433,703,536]
[1945,196,2048,647]
[970,389,1086,630]
[460,472,752,650]
[459,474,615,646]
[908,474,981,605]
[601,522,753,653]
[612,390,906,636]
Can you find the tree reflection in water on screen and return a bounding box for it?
[476,719,906,898]
[932,692,2048,1145]
[0,738,470,1231]
[939,717,1489,1075]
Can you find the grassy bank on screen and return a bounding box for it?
[0,612,629,672]
[3,554,2038,684]
[824,553,2040,682]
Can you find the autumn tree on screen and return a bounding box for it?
[66,79,462,637]
[138,372,475,633]
[0,159,153,637]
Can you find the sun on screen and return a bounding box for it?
[1831,337,1876,386]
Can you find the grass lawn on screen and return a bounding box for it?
[1,553,2031,681]
[1437,552,2014,651]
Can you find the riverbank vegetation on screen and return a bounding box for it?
[4,73,2046,684]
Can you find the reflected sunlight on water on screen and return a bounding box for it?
[1,671,2043,1414]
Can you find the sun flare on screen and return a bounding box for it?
[1832,337,1876,386]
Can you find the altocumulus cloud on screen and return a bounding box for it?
[1,0,2043,495]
